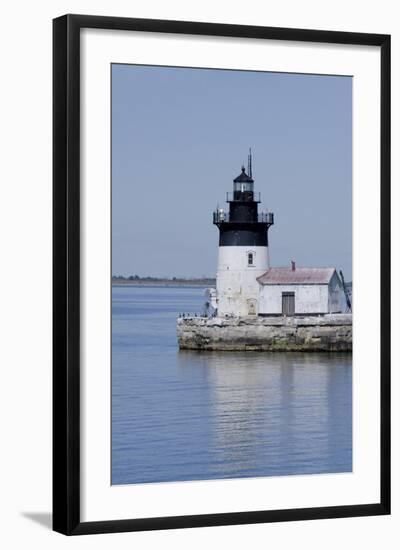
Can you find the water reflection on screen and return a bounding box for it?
[177,351,352,478]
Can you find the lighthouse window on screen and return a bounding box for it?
[247,252,254,266]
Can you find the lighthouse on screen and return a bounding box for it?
[213,151,274,316]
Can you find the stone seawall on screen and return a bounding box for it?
[177,314,352,352]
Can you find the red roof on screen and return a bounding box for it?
[257,267,337,285]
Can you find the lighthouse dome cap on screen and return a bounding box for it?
[233,166,254,183]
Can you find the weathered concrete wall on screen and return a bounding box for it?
[177,314,352,352]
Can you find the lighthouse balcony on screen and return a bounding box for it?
[213,210,274,225]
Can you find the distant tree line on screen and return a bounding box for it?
[112,274,216,282]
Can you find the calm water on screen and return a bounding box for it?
[112,286,352,485]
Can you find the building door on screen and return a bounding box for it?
[282,292,295,315]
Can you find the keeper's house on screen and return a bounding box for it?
[257,265,342,316]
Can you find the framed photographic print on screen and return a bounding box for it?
[53,14,390,535]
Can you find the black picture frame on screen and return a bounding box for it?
[53,14,391,535]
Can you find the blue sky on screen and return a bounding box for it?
[112,64,352,280]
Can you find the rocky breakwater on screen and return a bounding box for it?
[177,314,352,352]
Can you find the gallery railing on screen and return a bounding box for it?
[213,211,274,225]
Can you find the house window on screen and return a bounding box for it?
[247,252,254,266]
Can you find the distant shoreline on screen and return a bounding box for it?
[112,278,215,289]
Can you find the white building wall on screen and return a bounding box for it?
[216,245,269,316]
[259,284,330,315]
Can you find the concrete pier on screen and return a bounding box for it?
[177,314,352,352]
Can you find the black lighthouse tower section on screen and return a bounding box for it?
[213,154,274,246]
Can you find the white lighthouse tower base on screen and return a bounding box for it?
[216,245,269,317]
